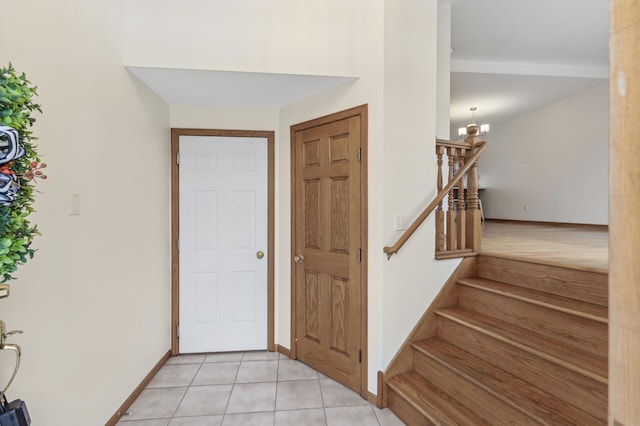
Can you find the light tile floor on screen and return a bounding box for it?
[117,351,405,426]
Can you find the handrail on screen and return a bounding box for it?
[383,141,487,259]
[435,138,473,149]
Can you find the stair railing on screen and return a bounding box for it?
[384,137,487,259]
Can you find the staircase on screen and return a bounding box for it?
[385,254,608,425]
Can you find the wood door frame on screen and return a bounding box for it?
[289,105,368,397]
[170,128,275,355]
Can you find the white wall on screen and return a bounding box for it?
[0,2,170,425]
[480,83,609,224]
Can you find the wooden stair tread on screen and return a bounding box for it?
[386,371,490,425]
[435,249,478,259]
[412,338,603,425]
[477,255,608,307]
[479,251,608,275]
[435,309,608,421]
[457,276,608,323]
[436,307,608,383]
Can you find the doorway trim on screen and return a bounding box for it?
[170,128,275,355]
[289,105,369,397]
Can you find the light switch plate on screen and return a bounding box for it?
[70,193,81,216]
[393,214,408,231]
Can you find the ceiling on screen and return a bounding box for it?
[127,67,356,109]
[128,0,610,133]
[449,0,610,135]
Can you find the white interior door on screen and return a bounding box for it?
[179,135,268,353]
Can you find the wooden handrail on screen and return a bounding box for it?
[383,141,487,259]
[435,138,473,149]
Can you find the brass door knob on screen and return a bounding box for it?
[256,251,264,259]
[294,254,305,263]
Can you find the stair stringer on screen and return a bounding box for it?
[380,256,476,406]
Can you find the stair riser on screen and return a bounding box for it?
[386,388,435,426]
[413,350,540,425]
[386,373,493,425]
[458,285,608,357]
[477,256,607,306]
[436,316,607,421]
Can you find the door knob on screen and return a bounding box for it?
[294,254,305,263]
[256,251,264,259]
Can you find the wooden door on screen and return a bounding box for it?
[291,106,367,394]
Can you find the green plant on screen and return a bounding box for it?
[0,63,44,282]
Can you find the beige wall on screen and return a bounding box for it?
[381,0,460,366]
[170,106,279,132]
[169,105,283,343]
[123,0,366,77]
[480,83,609,224]
[163,0,459,394]
[437,0,452,140]
[0,1,170,424]
[267,0,459,390]
[0,1,458,423]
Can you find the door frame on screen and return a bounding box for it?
[289,105,368,397]
[170,128,275,355]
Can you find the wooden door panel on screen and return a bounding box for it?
[293,114,363,393]
[303,139,321,167]
[330,176,350,253]
[329,134,350,164]
[304,179,321,249]
[303,270,321,343]
[330,275,349,354]
[301,165,350,180]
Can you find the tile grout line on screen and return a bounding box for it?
[318,373,329,426]
[124,352,403,425]
[218,352,245,424]
[168,355,206,421]
[273,354,280,425]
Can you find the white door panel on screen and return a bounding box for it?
[179,135,268,353]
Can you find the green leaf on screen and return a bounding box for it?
[0,62,43,281]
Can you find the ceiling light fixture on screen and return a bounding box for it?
[458,107,490,138]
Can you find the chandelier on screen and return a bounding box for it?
[458,107,490,138]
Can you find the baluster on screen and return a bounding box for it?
[446,147,457,251]
[435,145,445,252]
[457,149,466,250]
[465,152,481,251]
